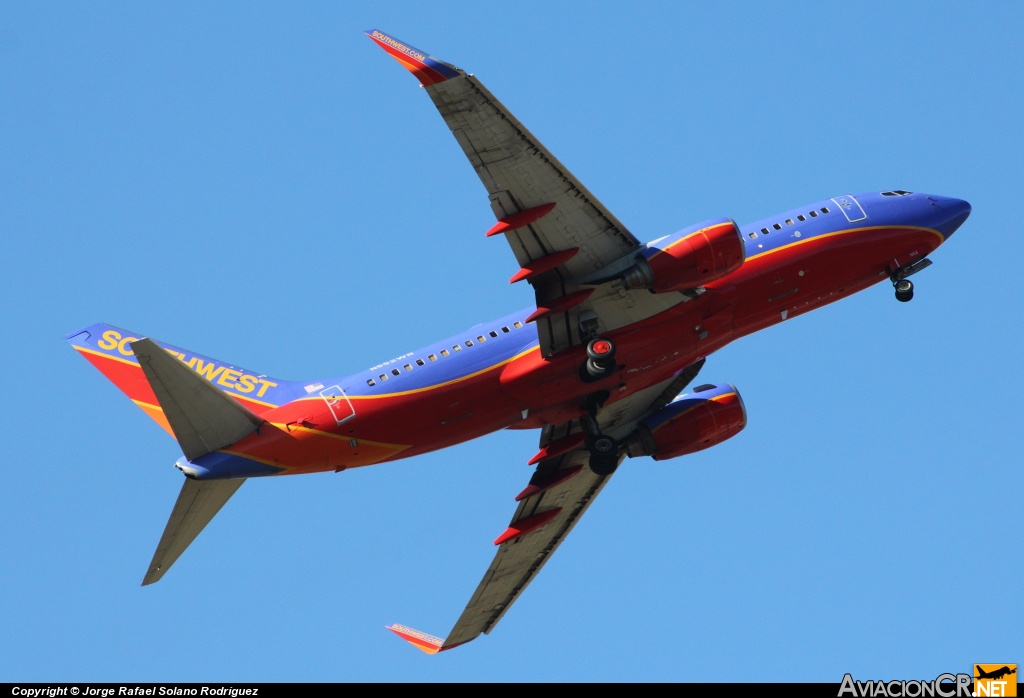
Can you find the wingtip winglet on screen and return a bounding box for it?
[364,29,463,85]
[386,623,446,654]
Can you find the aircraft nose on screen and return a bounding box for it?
[928,195,971,239]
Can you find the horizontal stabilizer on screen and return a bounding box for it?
[130,338,264,461]
[143,477,245,585]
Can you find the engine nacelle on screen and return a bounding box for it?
[621,218,745,292]
[623,382,746,460]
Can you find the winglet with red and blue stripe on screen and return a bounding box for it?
[365,29,464,85]
[386,623,471,654]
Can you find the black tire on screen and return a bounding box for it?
[589,452,619,476]
[584,358,614,380]
[583,338,617,381]
[586,338,616,363]
[895,279,914,302]
[591,435,617,454]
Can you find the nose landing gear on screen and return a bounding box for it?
[894,278,914,302]
[889,257,932,303]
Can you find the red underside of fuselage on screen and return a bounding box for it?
[104,225,941,475]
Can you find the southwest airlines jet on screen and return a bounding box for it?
[66,30,971,654]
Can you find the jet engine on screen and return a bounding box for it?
[620,218,745,292]
[623,382,746,460]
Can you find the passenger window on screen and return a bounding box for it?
[379,374,388,381]
[404,364,412,371]
[773,223,782,231]
[748,232,757,239]
[785,219,793,226]
[761,227,769,235]
[417,358,425,366]
[391,368,400,376]
[477,335,485,343]
[501,327,510,333]
[453,345,462,352]
[465,340,474,347]
[489,331,498,338]
[367,379,376,386]
[797,215,806,222]
[514,322,523,329]
[809,210,818,218]
[821,207,830,214]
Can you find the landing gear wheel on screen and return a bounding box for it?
[583,338,617,381]
[588,434,619,475]
[894,278,914,302]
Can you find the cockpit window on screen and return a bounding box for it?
[881,190,913,197]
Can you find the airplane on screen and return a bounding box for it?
[976,666,1017,681]
[65,29,972,654]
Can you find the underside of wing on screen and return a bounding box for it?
[367,30,690,356]
[442,448,615,647]
[143,477,245,585]
[387,360,707,652]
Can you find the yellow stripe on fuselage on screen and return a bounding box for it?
[745,225,943,263]
[76,345,280,409]
[298,345,541,402]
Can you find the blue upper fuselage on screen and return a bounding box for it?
[740,191,971,261]
[328,191,970,399]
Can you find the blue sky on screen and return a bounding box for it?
[2,1,1021,682]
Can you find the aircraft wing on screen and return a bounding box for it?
[367,30,689,356]
[389,442,617,653]
[388,361,705,652]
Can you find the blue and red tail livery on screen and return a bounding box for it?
[69,31,971,650]
[364,29,462,85]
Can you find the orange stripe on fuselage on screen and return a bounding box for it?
[74,345,280,436]
[745,225,943,263]
[648,222,733,261]
[292,345,539,403]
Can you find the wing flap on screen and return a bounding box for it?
[369,31,691,357]
[443,450,613,647]
[385,361,708,652]
[424,75,639,273]
[142,477,245,585]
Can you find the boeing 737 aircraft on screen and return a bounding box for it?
[66,30,971,654]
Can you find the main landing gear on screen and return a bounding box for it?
[581,337,617,382]
[582,389,619,476]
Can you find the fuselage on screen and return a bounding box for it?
[185,191,970,479]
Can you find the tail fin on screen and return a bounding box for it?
[66,323,307,436]
[67,324,307,585]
